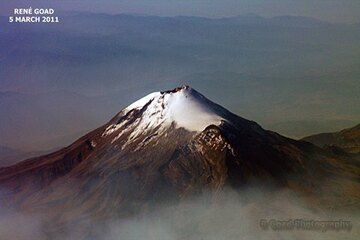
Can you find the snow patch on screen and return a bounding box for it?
[124,92,160,113]
[103,86,225,143]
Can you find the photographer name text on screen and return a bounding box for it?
[9,8,60,23]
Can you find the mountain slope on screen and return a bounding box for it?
[0,86,359,238]
[302,124,360,153]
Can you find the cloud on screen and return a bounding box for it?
[0,187,358,239]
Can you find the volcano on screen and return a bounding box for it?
[0,86,359,238]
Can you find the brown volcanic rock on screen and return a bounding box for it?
[0,86,359,238]
[162,126,230,196]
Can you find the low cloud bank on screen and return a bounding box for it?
[0,188,358,240]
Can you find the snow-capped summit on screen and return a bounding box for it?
[103,86,227,143]
[124,85,224,131]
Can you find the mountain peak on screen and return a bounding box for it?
[160,84,190,94]
[104,86,225,143]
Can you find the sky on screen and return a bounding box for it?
[1,0,360,23]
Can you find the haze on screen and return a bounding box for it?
[0,0,359,164]
[1,0,360,23]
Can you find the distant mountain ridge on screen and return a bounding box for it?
[302,124,360,153]
[0,145,26,167]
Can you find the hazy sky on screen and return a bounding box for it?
[2,0,360,23]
